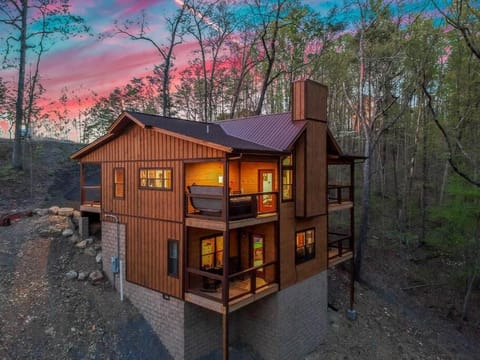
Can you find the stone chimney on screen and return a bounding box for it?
[291,79,328,122]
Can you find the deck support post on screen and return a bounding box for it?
[349,161,355,311]
[223,158,230,360]
[223,310,229,360]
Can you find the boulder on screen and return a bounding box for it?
[39,227,62,238]
[89,270,104,283]
[34,208,49,216]
[66,217,76,231]
[75,240,87,249]
[65,270,78,280]
[49,206,60,215]
[84,247,96,257]
[95,253,102,264]
[62,228,74,237]
[58,207,74,217]
[77,271,89,281]
[69,233,80,244]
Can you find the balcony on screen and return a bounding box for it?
[185,261,278,314]
[185,188,278,231]
[80,163,101,214]
[328,231,353,267]
[328,184,353,212]
[184,224,278,313]
[184,159,279,230]
[80,186,101,213]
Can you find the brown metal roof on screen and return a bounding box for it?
[128,112,282,153]
[219,112,306,152]
[71,110,339,160]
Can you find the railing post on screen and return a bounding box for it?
[80,163,84,205]
[250,270,255,294]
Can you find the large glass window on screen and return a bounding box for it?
[282,154,293,201]
[139,168,172,190]
[201,235,224,270]
[113,168,125,199]
[295,228,315,264]
[167,239,179,277]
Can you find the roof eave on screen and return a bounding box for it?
[70,133,116,160]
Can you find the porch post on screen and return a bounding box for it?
[223,312,229,360]
[222,158,230,360]
[80,163,85,205]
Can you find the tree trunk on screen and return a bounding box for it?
[462,272,477,320]
[355,141,371,280]
[12,0,28,169]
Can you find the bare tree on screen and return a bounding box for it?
[183,0,235,121]
[112,5,187,117]
[0,0,88,169]
[342,0,413,278]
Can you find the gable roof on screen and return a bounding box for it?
[71,111,293,160]
[71,110,354,161]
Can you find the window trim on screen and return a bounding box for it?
[113,167,125,199]
[138,167,173,191]
[281,154,294,202]
[167,239,179,278]
[295,228,315,264]
[200,234,224,270]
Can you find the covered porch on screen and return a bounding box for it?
[79,163,101,213]
[184,157,279,226]
[184,223,279,314]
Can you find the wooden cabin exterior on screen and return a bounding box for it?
[71,79,360,360]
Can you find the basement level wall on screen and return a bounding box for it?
[102,221,328,360]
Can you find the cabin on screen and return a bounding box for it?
[71,80,361,360]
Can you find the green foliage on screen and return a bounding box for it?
[428,177,480,275]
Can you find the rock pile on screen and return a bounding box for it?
[34,206,105,285]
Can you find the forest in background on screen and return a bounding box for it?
[1,0,479,321]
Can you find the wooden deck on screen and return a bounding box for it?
[328,201,353,212]
[328,248,353,267]
[185,278,279,314]
[80,203,101,214]
[185,213,278,231]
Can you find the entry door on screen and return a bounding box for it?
[258,170,275,213]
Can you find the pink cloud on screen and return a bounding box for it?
[114,0,167,17]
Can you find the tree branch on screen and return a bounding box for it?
[422,76,480,187]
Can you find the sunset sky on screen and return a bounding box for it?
[0,0,434,137]
[1,1,340,114]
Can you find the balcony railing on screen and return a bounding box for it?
[185,261,278,306]
[328,231,353,262]
[81,185,101,208]
[328,184,352,205]
[185,189,278,221]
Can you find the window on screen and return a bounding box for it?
[167,239,179,277]
[282,154,294,201]
[201,235,224,270]
[139,168,172,190]
[113,168,125,198]
[295,228,315,264]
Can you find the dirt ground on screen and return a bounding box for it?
[1,139,479,359]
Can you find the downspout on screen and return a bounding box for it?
[104,213,123,301]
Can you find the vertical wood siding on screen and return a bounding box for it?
[80,124,225,298]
